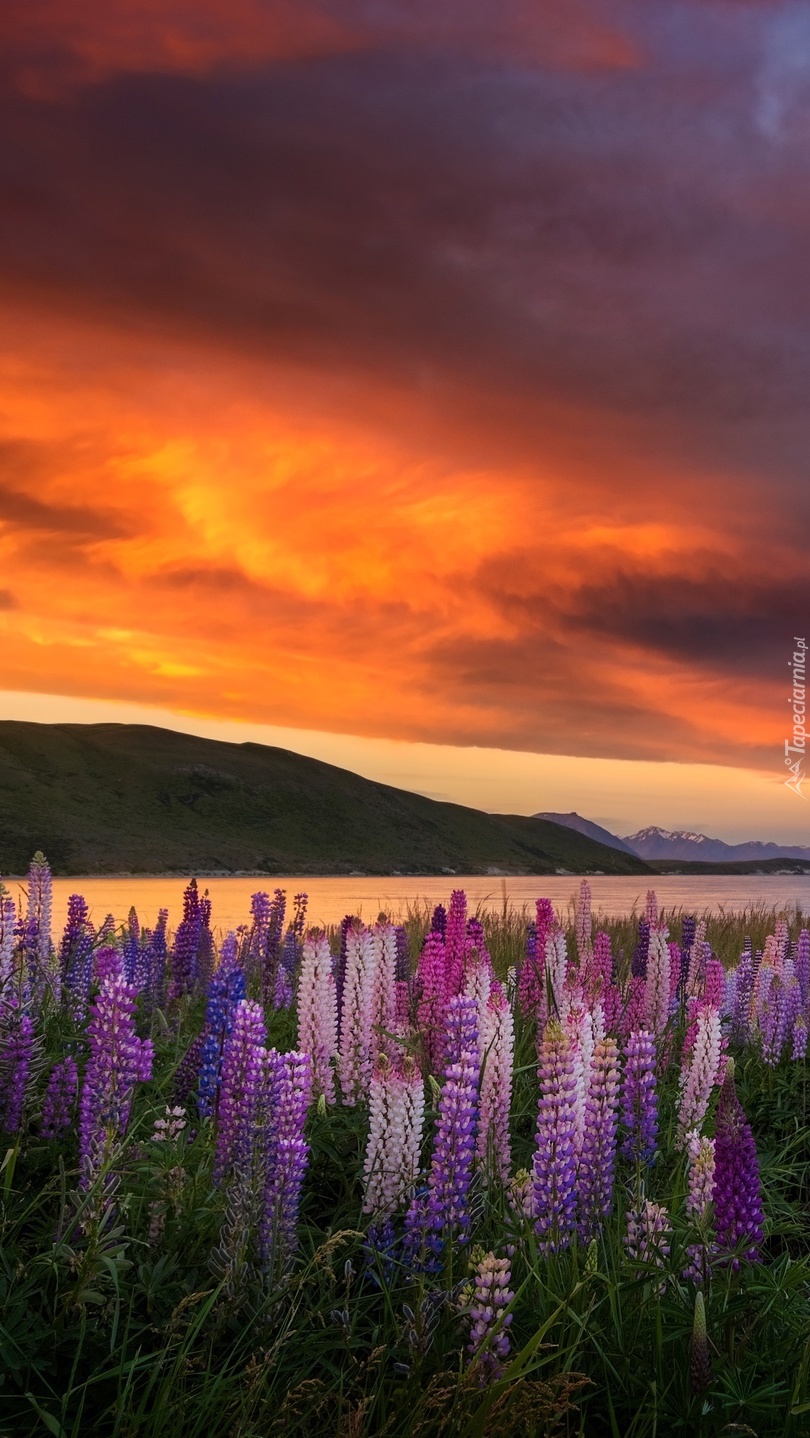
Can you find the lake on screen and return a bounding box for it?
[17,873,810,936]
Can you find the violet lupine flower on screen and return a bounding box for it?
[444,890,468,998]
[0,1002,35,1134]
[249,888,286,1004]
[296,931,338,1104]
[620,975,647,1039]
[578,1036,620,1242]
[792,1013,808,1060]
[27,851,54,995]
[273,926,298,1010]
[141,909,169,1011]
[644,928,671,1038]
[363,1053,426,1219]
[78,966,154,1186]
[677,1005,722,1147]
[624,1200,671,1288]
[757,969,786,1066]
[631,918,650,979]
[425,993,479,1249]
[168,878,207,999]
[416,931,448,1075]
[212,998,267,1186]
[668,942,683,1005]
[339,924,375,1105]
[259,1048,312,1273]
[683,1130,716,1285]
[533,1019,578,1255]
[730,946,755,1045]
[197,951,247,1119]
[621,1029,658,1166]
[467,1251,514,1383]
[476,986,514,1183]
[41,1056,78,1139]
[713,1066,764,1268]
[430,903,447,939]
[59,895,94,1015]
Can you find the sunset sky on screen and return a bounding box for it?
[2,1,809,842]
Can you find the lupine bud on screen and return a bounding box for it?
[467,1251,514,1383]
[690,1290,710,1394]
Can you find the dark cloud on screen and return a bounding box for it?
[0,482,131,540]
[0,588,17,610]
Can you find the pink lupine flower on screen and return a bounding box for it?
[684,1130,716,1284]
[476,985,514,1183]
[339,923,374,1104]
[507,1167,536,1223]
[444,890,468,998]
[296,931,338,1105]
[517,898,555,1016]
[363,1053,425,1219]
[575,880,593,967]
[645,889,659,926]
[644,927,671,1038]
[677,1005,722,1147]
[625,1199,671,1289]
[369,923,398,1058]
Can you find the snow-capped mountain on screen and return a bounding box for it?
[622,826,810,863]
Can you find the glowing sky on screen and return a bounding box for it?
[1,1,809,841]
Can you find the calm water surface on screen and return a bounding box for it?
[25,873,810,935]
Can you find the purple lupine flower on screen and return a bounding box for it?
[27,851,54,999]
[416,932,448,1075]
[259,1048,312,1273]
[78,965,154,1186]
[713,1066,764,1268]
[59,894,94,1016]
[444,890,468,998]
[213,998,267,1185]
[296,931,338,1104]
[425,993,479,1249]
[533,1019,578,1255]
[141,909,169,1010]
[792,1013,808,1060]
[621,1029,658,1165]
[467,1251,514,1383]
[668,942,683,1005]
[631,918,650,979]
[197,949,247,1119]
[476,985,514,1183]
[430,903,447,940]
[168,879,201,998]
[730,946,755,1044]
[251,888,286,1004]
[517,898,555,1016]
[0,1002,35,1134]
[578,1036,620,1241]
[273,926,298,1010]
[41,1056,78,1139]
[683,1130,716,1285]
[677,1005,722,1147]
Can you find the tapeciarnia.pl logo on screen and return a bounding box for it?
[785,636,807,797]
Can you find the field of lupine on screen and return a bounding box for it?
[1,855,809,1436]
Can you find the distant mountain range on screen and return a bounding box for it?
[536,813,810,865]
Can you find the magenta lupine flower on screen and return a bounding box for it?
[363,1053,425,1219]
[625,1200,671,1287]
[425,994,479,1248]
[517,898,555,1016]
[620,975,647,1039]
[645,889,659,926]
[683,1130,716,1284]
[476,985,514,1183]
[41,1055,78,1139]
[78,966,154,1186]
[259,1048,312,1272]
[416,931,448,1075]
[444,890,468,998]
[213,998,267,1186]
[339,924,375,1105]
[677,1005,722,1147]
[467,1251,514,1383]
[621,1029,658,1165]
[713,1067,764,1268]
[296,931,338,1104]
[0,1002,35,1134]
[533,1019,578,1255]
[704,958,725,1010]
[578,1036,620,1241]
[644,927,671,1038]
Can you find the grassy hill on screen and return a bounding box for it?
[0,722,652,878]
[646,857,810,876]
